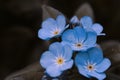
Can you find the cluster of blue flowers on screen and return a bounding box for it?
[38,15,111,80]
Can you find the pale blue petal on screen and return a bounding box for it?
[69,43,89,51]
[56,15,66,29]
[80,43,97,51]
[71,44,84,51]
[77,65,90,78]
[74,27,86,42]
[49,42,64,57]
[75,52,89,66]
[42,18,57,30]
[62,42,80,52]
[61,41,68,46]
[46,64,62,77]
[60,60,73,71]
[88,47,103,64]
[96,58,111,73]
[40,51,55,69]
[81,44,97,52]
[62,29,78,43]
[88,71,106,80]
[62,45,73,60]
[70,16,79,24]
[77,46,90,51]
[80,16,93,28]
[83,31,97,47]
[38,29,53,40]
[84,27,95,32]
[92,23,104,35]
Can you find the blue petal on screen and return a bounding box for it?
[60,60,73,71]
[62,29,78,43]
[71,44,86,51]
[49,42,64,57]
[80,16,93,28]
[84,27,95,32]
[88,47,104,64]
[40,51,55,69]
[88,71,106,80]
[77,65,90,78]
[38,29,53,40]
[92,23,104,35]
[62,45,73,60]
[70,16,79,24]
[61,41,68,46]
[75,52,89,66]
[56,15,66,30]
[83,31,97,48]
[74,27,86,42]
[42,18,57,30]
[61,41,76,51]
[46,64,62,77]
[96,58,111,73]
[77,46,90,51]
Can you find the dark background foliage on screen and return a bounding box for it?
[0,0,120,80]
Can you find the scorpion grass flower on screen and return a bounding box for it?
[38,15,67,40]
[62,26,97,51]
[80,16,105,36]
[75,47,111,80]
[40,42,73,77]
[70,16,79,24]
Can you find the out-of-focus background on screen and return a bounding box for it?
[0,0,120,80]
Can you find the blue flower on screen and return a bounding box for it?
[80,16,105,36]
[70,16,79,24]
[40,42,73,77]
[70,16,105,36]
[75,47,111,80]
[61,26,97,51]
[38,15,67,40]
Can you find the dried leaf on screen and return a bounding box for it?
[42,5,63,20]
[74,3,94,19]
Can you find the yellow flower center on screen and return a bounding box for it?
[53,30,59,35]
[56,57,64,65]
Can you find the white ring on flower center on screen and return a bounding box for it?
[53,28,60,35]
[75,43,82,48]
[87,64,94,71]
[84,61,96,72]
[55,57,65,65]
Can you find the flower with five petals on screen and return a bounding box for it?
[40,42,73,77]
[62,26,97,51]
[80,16,105,36]
[70,16,105,36]
[38,15,67,40]
[75,47,111,80]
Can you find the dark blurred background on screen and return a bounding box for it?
[0,0,120,80]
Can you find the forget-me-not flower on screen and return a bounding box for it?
[62,26,97,51]
[70,16,105,36]
[38,15,67,40]
[40,42,73,77]
[75,47,111,80]
[80,16,105,36]
[70,16,79,24]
